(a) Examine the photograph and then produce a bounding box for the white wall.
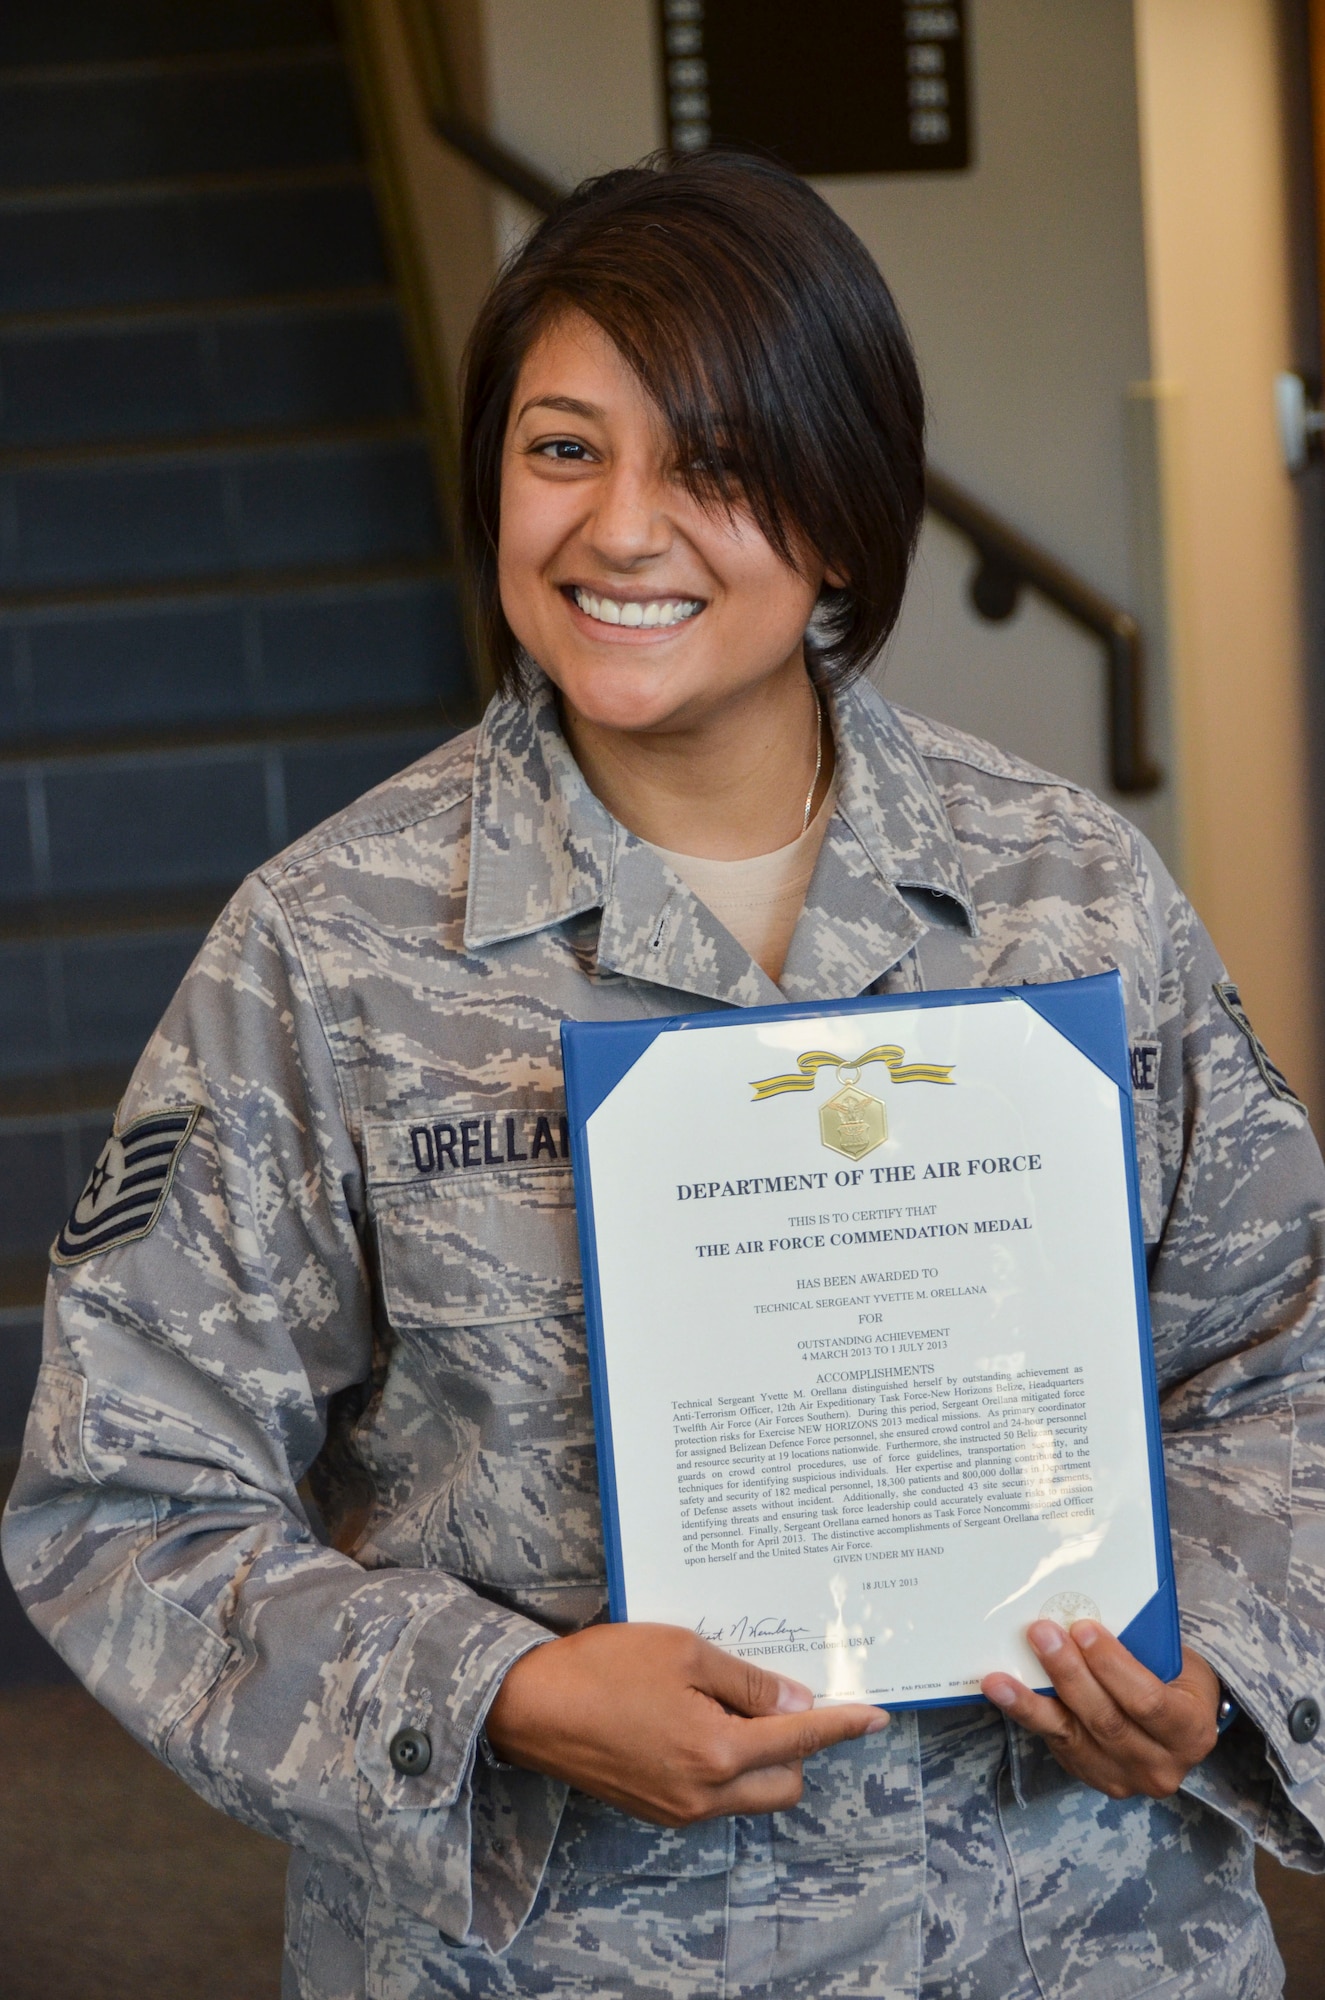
[482,0,661,176]
[829,0,1171,863]
[482,0,662,257]
[476,0,1317,1101]
[480,0,1172,852]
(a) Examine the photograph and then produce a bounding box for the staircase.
[0,0,475,1550]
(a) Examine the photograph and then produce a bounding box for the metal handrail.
[924,470,1161,794]
[395,0,1161,795]
[429,112,565,215]
[397,0,564,213]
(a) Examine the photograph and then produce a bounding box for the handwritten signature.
[694,1613,812,1646]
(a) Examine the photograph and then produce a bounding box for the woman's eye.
[534,438,594,462]
[685,450,740,480]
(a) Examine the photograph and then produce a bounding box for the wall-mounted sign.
[657,0,971,176]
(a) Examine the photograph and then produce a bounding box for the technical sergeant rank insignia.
[53,1106,200,1266]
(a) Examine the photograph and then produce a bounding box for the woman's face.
[498,310,825,735]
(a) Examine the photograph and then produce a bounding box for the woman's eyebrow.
[514,394,604,424]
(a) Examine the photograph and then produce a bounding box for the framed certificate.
[562,974,1180,1709]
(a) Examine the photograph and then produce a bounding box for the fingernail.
[1072,1621,1100,1648]
[985,1677,1017,1709]
[1029,1620,1063,1657]
[775,1676,815,1714]
[864,1709,890,1733]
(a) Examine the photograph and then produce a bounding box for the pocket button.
[389,1726,433,1775]
[1288,1697,1321,1745]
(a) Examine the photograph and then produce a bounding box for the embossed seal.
[1037,1590,1101,1630]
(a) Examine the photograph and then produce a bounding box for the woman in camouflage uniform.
[6,154,1324,1999]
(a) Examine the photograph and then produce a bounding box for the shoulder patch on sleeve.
[1212,982,1305,1111]
[52,1107,201,1267]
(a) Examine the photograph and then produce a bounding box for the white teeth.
[572,587,703,629]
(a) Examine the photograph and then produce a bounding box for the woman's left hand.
[982,1623,1222,1798]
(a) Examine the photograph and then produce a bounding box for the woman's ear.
[822,566,849,591]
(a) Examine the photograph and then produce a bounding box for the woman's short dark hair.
[460,150,925,697]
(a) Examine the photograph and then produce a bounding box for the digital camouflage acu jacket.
[5,677,1325,2000]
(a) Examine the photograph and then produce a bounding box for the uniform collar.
[464,672,976,1006]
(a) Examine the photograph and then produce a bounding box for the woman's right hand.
[483,1622,889,1825]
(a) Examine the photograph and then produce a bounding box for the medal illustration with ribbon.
[750,1044,955,1160]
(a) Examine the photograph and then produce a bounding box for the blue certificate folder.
[562,973,1181,1705]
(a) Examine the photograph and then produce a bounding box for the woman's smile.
[562,584,706,635]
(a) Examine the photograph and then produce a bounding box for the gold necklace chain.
[801,692,824,835]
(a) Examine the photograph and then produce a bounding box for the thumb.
[693,1637,815,1718]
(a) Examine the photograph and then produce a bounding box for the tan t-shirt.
[647,787,835,985]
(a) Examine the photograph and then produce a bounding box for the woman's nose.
[584,464,671,568]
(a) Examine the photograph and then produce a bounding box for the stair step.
[0,428,443,592]
[2,943,207,1092]
[0,174,384,314]
[1,749,272,900]
[0,281,394,334]
[0,0,336,68]
[0,293,415,447]
[0,0,462,1437]
[1,931,210,1084]
[0,159,370,211]
[0,886,234,943]
[0,48,357,191]
[0,700,459,766]
[1,1321,44,1496]
[1,569,471,743]
[1,47,344,85]
[0,414,427,471]
[0,720,452,904]
[0,1106,114,1268]
[1,1258,48,1318]
[0,552,452,613]
[0,1067,134,1121]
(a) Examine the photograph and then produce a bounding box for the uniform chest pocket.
[368,1157,600,1602]
[373,1163,584,1330]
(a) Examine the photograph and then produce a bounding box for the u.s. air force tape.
[52,1106,201,1267]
